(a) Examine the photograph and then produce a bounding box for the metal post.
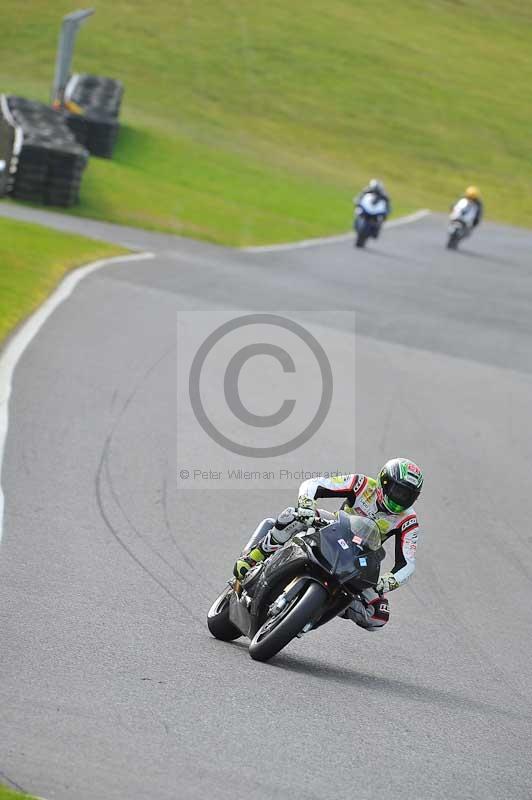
[52,9,94,105]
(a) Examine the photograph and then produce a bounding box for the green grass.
[0,216,125,343]
[1,0,532,244]
[0,784,40,800]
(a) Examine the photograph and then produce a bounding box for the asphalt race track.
[1,204,531,800]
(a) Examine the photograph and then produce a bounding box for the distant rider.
[452,185,483,227]
[355,178,391,217]
[234,457,423,632]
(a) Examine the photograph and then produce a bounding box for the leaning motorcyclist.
[452,185,483,227]
[354,178,392,220]
[234,457,423,632]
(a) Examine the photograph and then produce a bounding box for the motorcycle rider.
[353,179,391,240]
[234,457,423,632]
[355,178,391,215]
[451,185,483,227]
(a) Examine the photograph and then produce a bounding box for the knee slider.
[366,596,390,626]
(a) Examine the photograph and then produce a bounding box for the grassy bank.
[0,216,125,344]
[0,784,40,800]
[1,1,531,244]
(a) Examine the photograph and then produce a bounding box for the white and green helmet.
[377,458,423,514]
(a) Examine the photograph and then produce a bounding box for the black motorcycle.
[207,512,383,662]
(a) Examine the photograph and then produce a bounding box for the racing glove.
[296,496,318,526]
[376,572,399,594]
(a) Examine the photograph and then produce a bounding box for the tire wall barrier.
[1,95,88,207]
[64,73,124,158]
[0,95,17,197]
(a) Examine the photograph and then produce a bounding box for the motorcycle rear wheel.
[207,586,242,641]
[249,581,327,662]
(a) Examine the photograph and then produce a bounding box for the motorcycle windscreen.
[318,525,358,579]
[316,514,367,578]
[318,513,382,579]
[348,515,381,551]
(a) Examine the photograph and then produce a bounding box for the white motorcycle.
[447,198,478,250]
[354,193,388,248]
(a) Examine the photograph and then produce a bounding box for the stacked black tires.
[0,95,88,207]
[63,74,124,158]
[0,74,123,206]
[0,97,16,197]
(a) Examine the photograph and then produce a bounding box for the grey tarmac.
[0,202,531,800]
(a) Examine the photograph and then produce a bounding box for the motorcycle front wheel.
[355,230,368,248]
[447,233,459,250]
[207,585,242,641]
[447,226,462,250]
[249,580,327,662]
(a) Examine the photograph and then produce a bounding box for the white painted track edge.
[0,251,155,546]
[242,209,431,253]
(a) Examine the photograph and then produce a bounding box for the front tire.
[447,233,459,250]
[207,586,242,641]
[249,581,327,662]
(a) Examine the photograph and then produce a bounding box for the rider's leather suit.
[451,197,483,227]
[355,187,391,218]
[299,473,419,588]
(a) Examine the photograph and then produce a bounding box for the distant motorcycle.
[447,198,478,250]
[207,512,383,662]
[354,193,387,248]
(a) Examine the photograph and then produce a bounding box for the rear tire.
[249,581,327,662]
[207,586,242,641]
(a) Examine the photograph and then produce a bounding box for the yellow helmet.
[465,186,480,200]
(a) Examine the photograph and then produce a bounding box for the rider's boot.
[233,507,308,580]
[233,543,269,581]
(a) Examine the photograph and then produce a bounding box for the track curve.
[1,211,531,800]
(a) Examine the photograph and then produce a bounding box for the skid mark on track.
[161,469,215,589]
[95,433,201,623]
[94,345,203,623]
[102,449,198,594]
